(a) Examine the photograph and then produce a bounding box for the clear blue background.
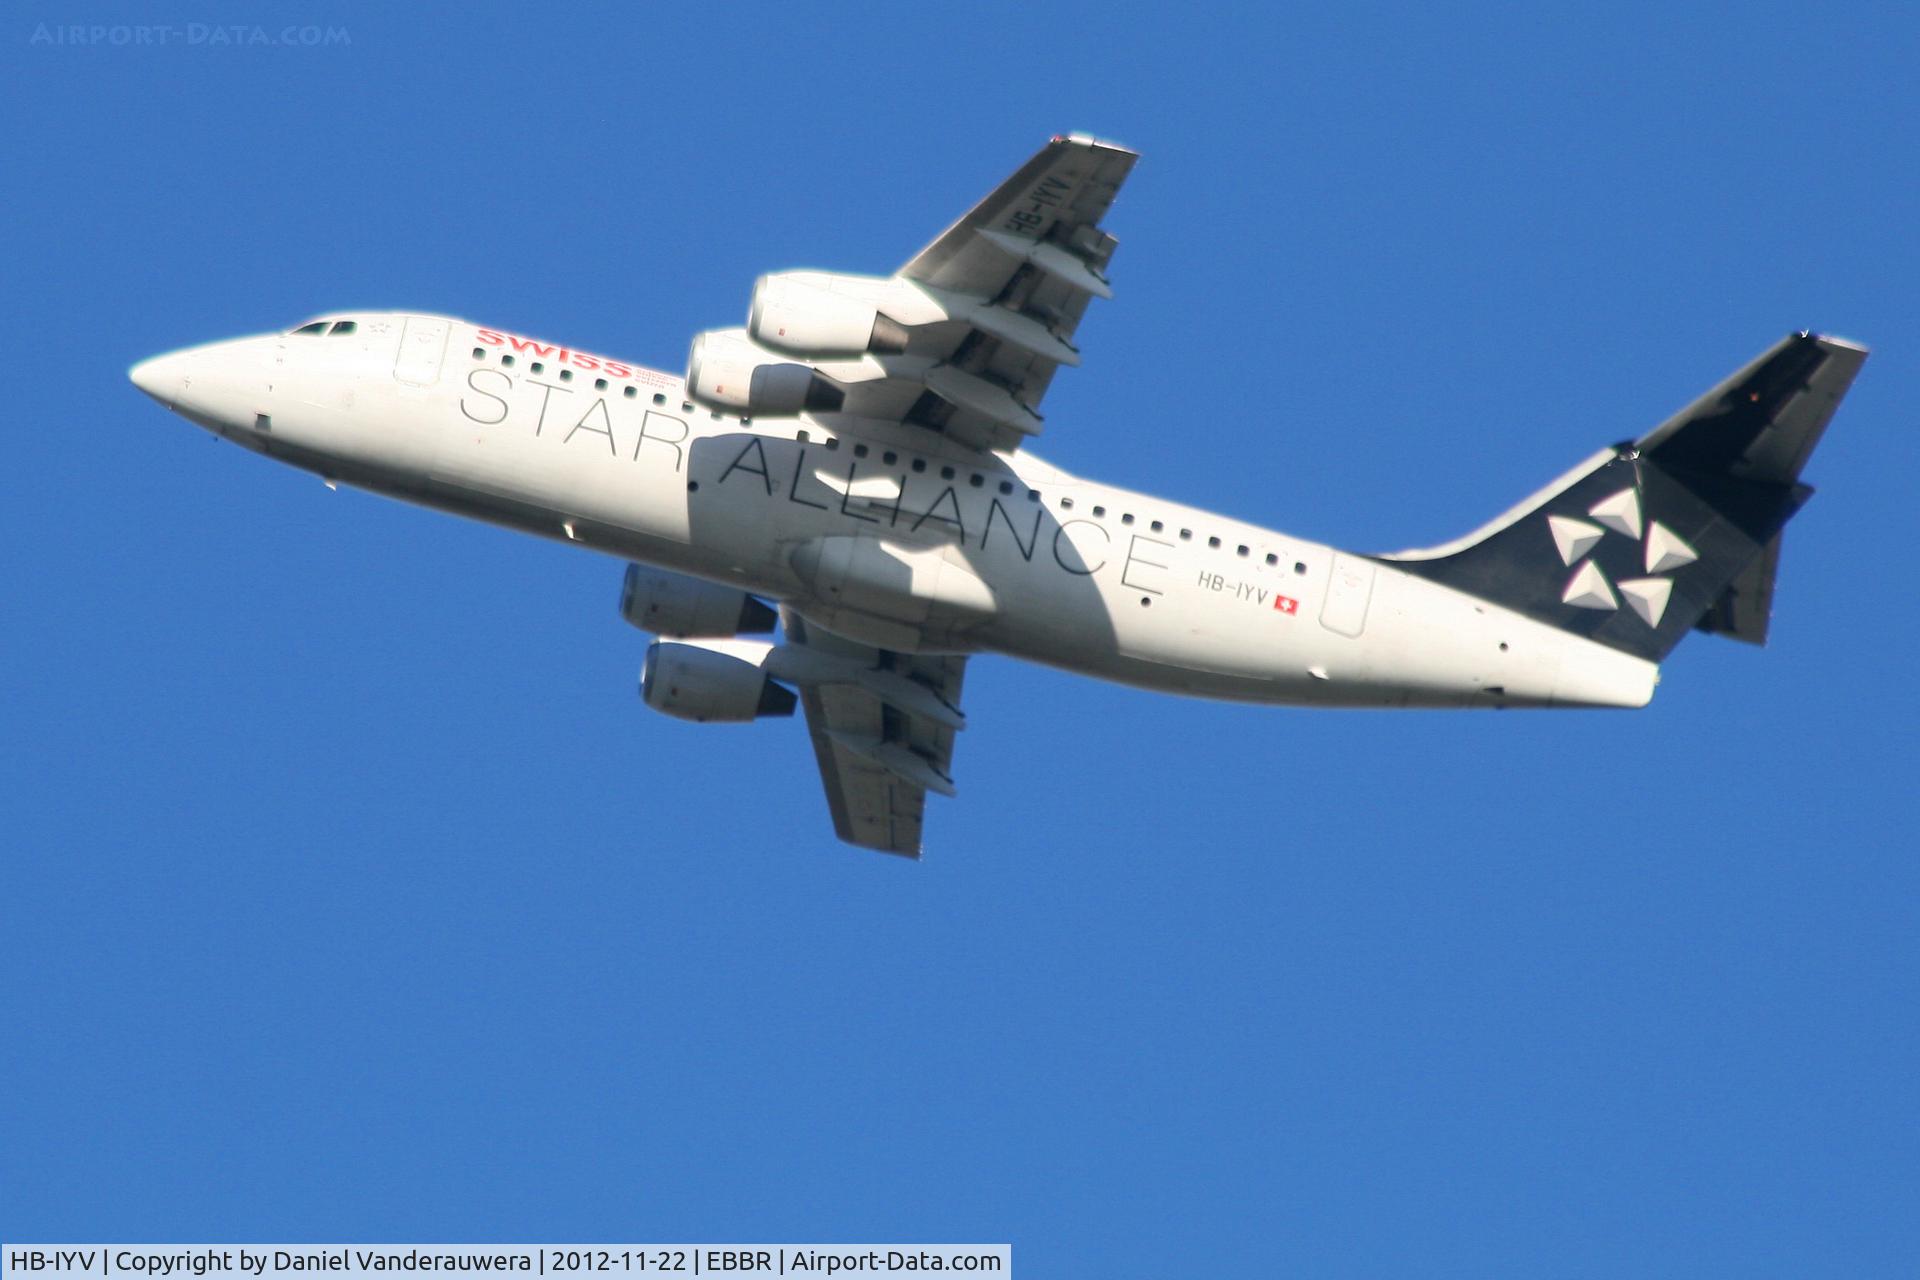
[3,3,1915,1273]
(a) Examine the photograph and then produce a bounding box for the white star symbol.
[1550,487,1696,627]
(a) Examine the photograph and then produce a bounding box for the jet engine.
[619,564,777,637]
[686,328,845,415]
[748,272,912,359]
[640,639,797,724]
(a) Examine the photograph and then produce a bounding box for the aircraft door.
[393,315,450,386]
[1320,553,1375,638]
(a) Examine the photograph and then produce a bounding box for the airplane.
[129,134,1867,858]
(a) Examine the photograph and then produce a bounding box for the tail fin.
[1386,332,1867,662]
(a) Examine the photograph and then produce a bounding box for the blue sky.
[3,2,1916,1273]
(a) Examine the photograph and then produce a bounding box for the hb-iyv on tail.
[1385,332,1867,663]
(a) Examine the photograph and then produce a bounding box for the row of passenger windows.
[291,320,357,336]
[807,432,1308,573]
[470,345,1306,576]
[476,345,718,410]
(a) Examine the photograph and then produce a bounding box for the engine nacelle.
[619,564,777,638]
[641,639,798,724]
[748,272,911,359]
[686,329,845,417]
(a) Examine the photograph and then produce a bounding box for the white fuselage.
[131,314,1658,710]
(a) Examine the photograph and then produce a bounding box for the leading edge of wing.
[901,132,1139,288]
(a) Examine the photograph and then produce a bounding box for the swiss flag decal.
[1274,595,1299,615]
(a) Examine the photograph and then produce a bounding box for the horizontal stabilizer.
[1694,531,1781,646]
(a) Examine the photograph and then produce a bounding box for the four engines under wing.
[668,136,1128,857]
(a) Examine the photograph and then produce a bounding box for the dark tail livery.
[1386,333,1867,663]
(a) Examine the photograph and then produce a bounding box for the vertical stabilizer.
[1384,333,1867,662]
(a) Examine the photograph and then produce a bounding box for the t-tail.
[1385,332,1867,664]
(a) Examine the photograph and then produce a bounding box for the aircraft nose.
[129,351,189,406]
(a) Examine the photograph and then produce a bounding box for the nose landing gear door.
[393,316,450,387]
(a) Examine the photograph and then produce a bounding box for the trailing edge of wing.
[782,609,968,858]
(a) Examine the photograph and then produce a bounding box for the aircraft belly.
[1338,570,1582,707]
[791,536,992,620]
[1101,538,1319,684]
[1017,555,1581,708]
[427,410,698,553]
[1115,591,1270,677]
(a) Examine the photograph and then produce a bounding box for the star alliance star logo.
[1546,487,1697,627]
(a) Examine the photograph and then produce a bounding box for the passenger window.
[623,386,637,399]
[940,466,956,480]
[1237,545,1249,557]
[969,474,985,488]
[530,362,544,374]
[502,355,515,367]
[471,347,485,359]
[595,378,608,391]
[653,393,666,405]
[1151,520,1164,533]
[1208,536,1221,549]
[559,369,573,382]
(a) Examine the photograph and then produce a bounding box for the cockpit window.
[291,321,328,335]
[329,320,358,336]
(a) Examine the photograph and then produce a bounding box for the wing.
[782,609,969,858]
[791,135,1138,454]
